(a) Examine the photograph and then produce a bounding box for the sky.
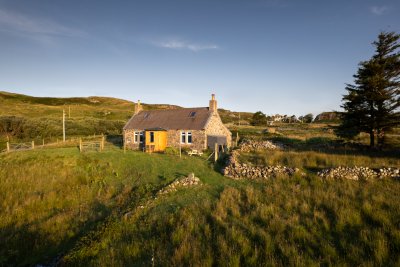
[0,0,399,116]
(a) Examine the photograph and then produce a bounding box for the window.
[189,111,196,117]
[181,131,193,144]
[134,131,144,143]
[181,132,186,144]
[134,132,139,143]
[150,132,155,143]
[139,132,144,143]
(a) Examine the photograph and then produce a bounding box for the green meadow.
[1,144,400,266]
[1,91,400,266]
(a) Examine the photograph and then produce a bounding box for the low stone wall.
[239,139,283,152]
[223,140,400,181]
[158,173,201,195]
[318,167,400,180]
[223,150,301,180]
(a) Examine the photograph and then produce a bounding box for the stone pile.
[223,150,300,180]
[377,168,400,179]
[318,167,400,180]
[124,173,202,220]
[239,139,283,152]
[158,173,201,195]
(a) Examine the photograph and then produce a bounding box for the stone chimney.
[209,94,217,113]
[134,100,143,115]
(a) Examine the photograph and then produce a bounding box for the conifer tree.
[336,32,400,147]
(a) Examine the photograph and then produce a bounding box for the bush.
[251,111,267,126]
[165,147,179,155]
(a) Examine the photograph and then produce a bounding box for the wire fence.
[0,134,110,154]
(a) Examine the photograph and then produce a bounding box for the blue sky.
[0,0,399,116]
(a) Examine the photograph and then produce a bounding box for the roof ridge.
[138,107,208,113]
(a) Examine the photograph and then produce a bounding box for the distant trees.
[251,111,267,126]
[299,113,313,123]
[336,31,400,148]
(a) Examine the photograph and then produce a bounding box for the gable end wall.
[204,113,232,147]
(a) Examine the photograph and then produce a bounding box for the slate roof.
[123,107,212,130]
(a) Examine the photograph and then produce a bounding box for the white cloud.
[370,6,388,16]
[0,8,86,42]
[155,39,219,52]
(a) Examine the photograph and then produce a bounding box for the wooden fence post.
[32,141,35,149]
[214,143,218,162]
[43,139,45,147]
[6,142,10,152]
[79,138,82,152]
[101,135,105,151]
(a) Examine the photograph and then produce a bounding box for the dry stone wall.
[124,173,201,220]
[223,150,302,180]
[318,167,400,180]
[223,139,399,181]
[158,173,201,195]
[239,139,283,152]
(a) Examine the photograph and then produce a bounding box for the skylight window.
[189,111,196,118]
[143,113,150,119]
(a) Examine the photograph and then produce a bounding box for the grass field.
[1,143,400,266]
[1,91,400,266]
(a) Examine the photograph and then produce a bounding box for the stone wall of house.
[124,129,142,150]
[167,130,206,151]
[124,129,206,151]
[205,113,232,147]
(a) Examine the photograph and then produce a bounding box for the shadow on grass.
[0,201,111,267]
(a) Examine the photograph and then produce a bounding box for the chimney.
[209,94,217,113]
[134,100,143,115]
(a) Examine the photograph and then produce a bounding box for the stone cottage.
[123,94,232,152]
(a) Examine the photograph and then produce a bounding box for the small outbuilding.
[123,94,232,152]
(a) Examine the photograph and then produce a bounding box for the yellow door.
[145,131,167,152]
[157,131,167,152]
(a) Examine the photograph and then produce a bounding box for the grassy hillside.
[0,91,182,120]
[0,91,252,145]
[1,145,399,266]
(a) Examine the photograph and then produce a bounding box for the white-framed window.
[181,132,186,144]
[134,131,144,143]
[180,131,192,144]
[134,132,139,143]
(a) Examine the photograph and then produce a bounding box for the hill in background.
[0,91,252,142]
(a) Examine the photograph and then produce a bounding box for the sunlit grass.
[63,177,400,266]
[239,150,400,170]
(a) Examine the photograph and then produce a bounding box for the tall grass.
[1,142,399,266]
[62,177,400,266]
[239,150,400,170]
[0,147,226,266]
